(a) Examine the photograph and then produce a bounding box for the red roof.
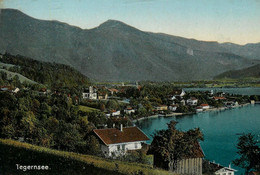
[201,104,209,106]
[108,88,119,93]
[190,97,197,100]
[94,127,149,145]
[214,97,226,100]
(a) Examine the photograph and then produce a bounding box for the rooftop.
[94,126,149,145]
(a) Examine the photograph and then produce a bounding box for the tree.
[85,135,101,155]
[106,99,119,110]
[233,133,260,174]
[148,121,204,171]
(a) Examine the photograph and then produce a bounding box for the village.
[1,81,258,175]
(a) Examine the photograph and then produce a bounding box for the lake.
[135,104,260,174]
[184,87,260,96]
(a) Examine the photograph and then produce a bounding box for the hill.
[0,139,173,175]
[0,53,89,86]
[214,64,260,79]
[0,68,37,84]
[0,9,259,81]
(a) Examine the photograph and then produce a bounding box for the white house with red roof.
[94,125,149,157]
[124,107,135,115]
[200,104,210,110]
[187,97,198,106]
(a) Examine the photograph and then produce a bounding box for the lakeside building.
[169,104,178,111]
[94,125,149,157]
[187,97,198,106]
[200,104,210,110]
[207,161,237,175]
[154,105,168,111]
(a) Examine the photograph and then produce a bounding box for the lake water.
[135,104,260,174]
[184,87,260,96]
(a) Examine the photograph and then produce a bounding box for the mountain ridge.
[0,8,259,81]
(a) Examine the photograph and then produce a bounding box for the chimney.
[120,124,123,132]
[229,164,231,169]
[113,123,115,128]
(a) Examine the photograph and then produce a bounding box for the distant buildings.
[82,86,97,100]
[93,125,149,157]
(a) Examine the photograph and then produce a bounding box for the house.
[207,161,237,175]
[154,105,168,111]
[168,104,177,111]
[213,96,226,101]
[124,107,135,115]
[187,97,198,106]
[180,99,186,106]
[224,101,239,108]
[196,106,203,112]
[168,89,186,100]
[105,110,121,117]
[200,104,210,110]
[98,92,108,100]
[108,88,119,95]
[150,141,204,175]
[38,88,48,95]
[94,126,149,157]
[82,86,97,100]
[0,86,20,93]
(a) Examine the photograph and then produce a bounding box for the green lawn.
[78,105,100,112]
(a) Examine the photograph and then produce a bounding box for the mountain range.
[0,9,259,81]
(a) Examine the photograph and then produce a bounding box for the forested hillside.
[0,53,89,87]
[214,64,260,79]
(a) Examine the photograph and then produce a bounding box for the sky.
[1,0,260,45]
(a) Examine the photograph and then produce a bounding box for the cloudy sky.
[1,0,260,45]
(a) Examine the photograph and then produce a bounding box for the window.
[135,143,138,149]
[117,145,120,151]
[122,144,125,151]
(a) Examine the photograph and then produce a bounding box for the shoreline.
[133,103,252,122]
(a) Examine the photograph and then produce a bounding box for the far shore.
[133,103,252,122]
